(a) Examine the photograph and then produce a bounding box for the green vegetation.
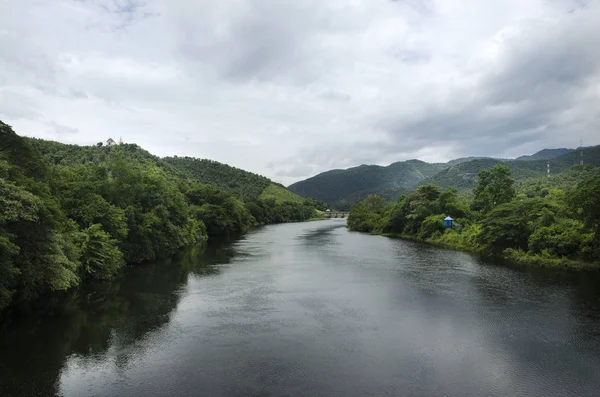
[422,147,600,190]
[517,148,573,161]
[290,146,600,208]
[259,183,307,204]
[163,156,271,202]
[163,156,328,224]
[288,160,447,209]
[348,164,600,270]
[0,121,321,312]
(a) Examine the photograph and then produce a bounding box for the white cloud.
[1,0,599,185]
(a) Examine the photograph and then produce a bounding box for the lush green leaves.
[1,121,321,312]
[471,165,516,214]
[348,164,600,268]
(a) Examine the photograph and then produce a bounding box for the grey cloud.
[376,8,600,160]
[273,165,316,178]
[319,90,352,102]
[49,122,79,135]
[483,21,600,104]
[2,0,600,185]
[172,1,328,84]
[0,90,42,120]
[393,49,430,64]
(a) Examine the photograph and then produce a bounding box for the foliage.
[527,219,588,259]
[289,160,447,208]
[569,173,600,259]
[1,121,321,312]
[164,157,324,224]
[516,148,573,161]
[163,156,271,202]
[78,224,124,279]
[1,123,81,310]
[259,183,307,204]
[346,195,387,233]
[471,165,516,214]
[348,164,600,269]
[477,199,559,254]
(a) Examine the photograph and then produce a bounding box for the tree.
[471,165,516,214]
[347,195,387,233]
[79,224,123,280]
[570,173,600,258]
[478,198,558,254]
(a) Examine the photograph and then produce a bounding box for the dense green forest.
[288,160,449,209]
[0,121,324,312]
[163,156,328,224]
[516,148,573,161]
[422,146,600,190]
[347,164,600,269]
[290,146,600,208]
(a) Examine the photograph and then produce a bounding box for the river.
[1,221,600,396]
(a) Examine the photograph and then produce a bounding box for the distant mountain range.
[516,148,573,161]
[288,146,600,208]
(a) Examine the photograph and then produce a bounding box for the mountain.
[162,156,321,208]
[163,156,272,202]
[289,146,600,206]
[426,146,600,190]
[2,121,325,311]
[517,148,573,161]
[288,159,447,209]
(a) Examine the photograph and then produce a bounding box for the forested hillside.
[422,146,600,190]
[163,156,328,223]
[348,164,600,269]
[517,148,573,161]
[290,146,600,207]
[288,160,447,209]
[163,156,271,202]
[0,122,322,313]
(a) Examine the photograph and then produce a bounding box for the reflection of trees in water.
[296,223,345,247]
[391,240,600,395]
[0,242,230,396]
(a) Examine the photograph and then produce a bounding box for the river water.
[1,221,600,397]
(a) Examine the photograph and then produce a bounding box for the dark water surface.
[1,221,600,397]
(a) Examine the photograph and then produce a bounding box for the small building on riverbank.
[444,216,454,228]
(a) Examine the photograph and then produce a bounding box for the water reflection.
[0,242,227,397]
[1,223,600,397]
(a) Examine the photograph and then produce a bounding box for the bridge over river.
[322,211,349,218]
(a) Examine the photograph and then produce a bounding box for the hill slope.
[163,156,315,208]
[1,122,324,312]
[289,146,600,206]
[424,146,600,190]
[288,160,447,208]
[163,156,272,202]
[517,148,573,161]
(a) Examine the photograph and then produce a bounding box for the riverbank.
[346,170,600,272]
[377,230,600,271]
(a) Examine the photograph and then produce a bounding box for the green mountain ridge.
[288,160,448,209]
[289,146,600,207]
[517,148,573,161]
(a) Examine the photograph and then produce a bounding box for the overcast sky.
[1,0,599,185]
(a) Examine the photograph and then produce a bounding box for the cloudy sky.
[1,0,599,185]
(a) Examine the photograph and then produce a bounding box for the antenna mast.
[580,139,583,166]
[547,161,550,178]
